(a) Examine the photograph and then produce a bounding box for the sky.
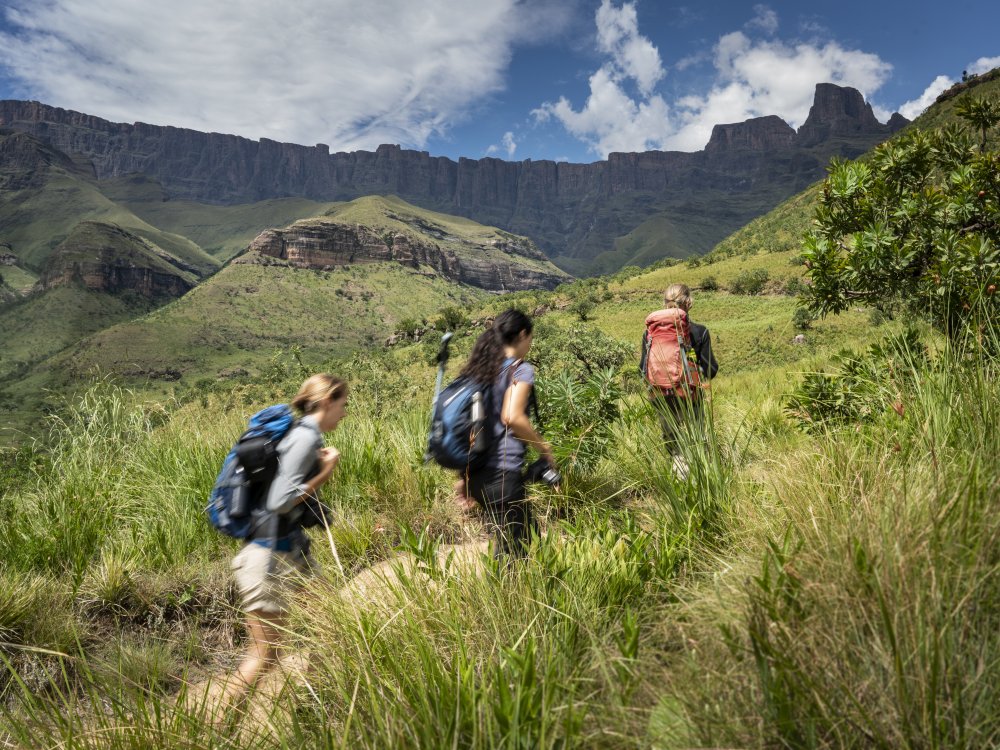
[0,0,997,164]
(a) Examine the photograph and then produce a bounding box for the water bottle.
[470,391,483,423]
[470,391,486,452]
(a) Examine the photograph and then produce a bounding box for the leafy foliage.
[785,329,928,432]
[537,368,623,472]
[529,322,633,381]
[729,268,770,295]
[803,105,1000,338]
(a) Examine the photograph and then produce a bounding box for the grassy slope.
[2,74,998,750]
[0,263,37,293]
[0,169,220,277]
[101,175,334,261]
[324,195,565,274]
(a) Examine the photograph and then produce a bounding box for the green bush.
[700,275,719,291]
[433,306,468,332]
[803,103,1000,340]
[785,329,927,432]
[792,307,813,330]
[729,268,770,295]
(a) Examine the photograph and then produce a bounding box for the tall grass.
[656,338,1000,748]
[2,329,998,747]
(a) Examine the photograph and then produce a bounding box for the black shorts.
[467,469,536,559]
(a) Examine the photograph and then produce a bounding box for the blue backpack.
[427,360,517,471]
[206,405,296,539]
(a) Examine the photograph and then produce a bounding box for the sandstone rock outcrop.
[38,222,194,298]
[241,220,566,292]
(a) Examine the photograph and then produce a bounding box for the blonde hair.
[663,283,692,310]
[292,373,347,414]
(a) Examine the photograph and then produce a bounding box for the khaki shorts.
[231,543,315,615]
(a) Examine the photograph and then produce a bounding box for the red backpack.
[642,308,702,398]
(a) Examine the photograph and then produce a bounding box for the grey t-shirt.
[487,358,535,472]
[266,414,323,516]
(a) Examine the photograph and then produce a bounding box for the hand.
[319,446,340,475]
[540,443,556,467]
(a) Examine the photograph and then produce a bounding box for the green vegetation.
[0,141,219,276]
[101,175,336,261]
[2,67,999,749]
[1,282,996,746]
[803,94,999,339]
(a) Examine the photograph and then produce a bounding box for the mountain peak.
[797,83,907,146]
[705,115,796,152]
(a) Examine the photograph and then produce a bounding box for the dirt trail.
[180,539,491,738]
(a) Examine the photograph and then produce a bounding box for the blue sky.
[0,1,997,163]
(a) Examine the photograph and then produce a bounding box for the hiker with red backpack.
[640,283,718,476]
[208,373,347,710]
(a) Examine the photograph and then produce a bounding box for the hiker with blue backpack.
[640,283,718,477]
[428,309,556,561]
[209,373,347,706]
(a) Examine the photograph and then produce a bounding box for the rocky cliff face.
[38,222,194,298]
[0,85,908,271]
[796,83,906,146]
[241,221,566,292]
[0,128,84,189]
[705,116,797,152]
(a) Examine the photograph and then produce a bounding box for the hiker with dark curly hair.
[461,309,552,559]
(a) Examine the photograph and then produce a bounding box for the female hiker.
[640,283,718,476]
[462,308,553,560]
[223,373,347,704]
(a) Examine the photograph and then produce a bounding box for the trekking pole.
[425,332,453,462]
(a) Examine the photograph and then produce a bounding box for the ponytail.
[461,308,533,383]
[291,373,347,414]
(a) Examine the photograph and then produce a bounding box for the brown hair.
[663,283,692,310]
[291,373,347,414]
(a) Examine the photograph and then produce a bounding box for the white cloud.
[533,1,672,155]
[0,0,574,151]
[502,131,517,158]
[898,75,955,120]
[746,4,778,35]
[487,131,518,158]
[536,4,893,155]
[594,0,664,96]
[968,56,1000,75]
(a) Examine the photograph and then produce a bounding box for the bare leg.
[224,611,285,703]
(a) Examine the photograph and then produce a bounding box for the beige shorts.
[231,543,315,615]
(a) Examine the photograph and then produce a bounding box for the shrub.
[792,307,813,330]
[433,306,468,332]
[396,318,421,337]
[783,276,806,296]
[569,295,597,321]
[729,268,770,295]
[536,368,623,473]
[803,107,1000,340]
[785,329,927,432]
[700,275,719,292]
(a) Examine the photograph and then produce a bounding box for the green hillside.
[0,221,201,383]
[100,175,334,261]
[0,145,220,277]
[4,75,999,748]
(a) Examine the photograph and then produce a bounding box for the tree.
[955,94,1000,152]
[802,112,1000,340]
